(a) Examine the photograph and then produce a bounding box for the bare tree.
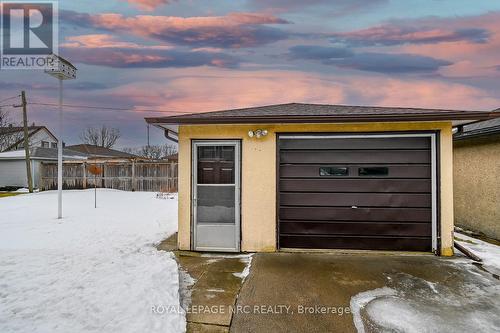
[123,144,177,159]
[80,125,121,148]
[163,144,177,157]
[140,145,163,159]
[0,108,22,152]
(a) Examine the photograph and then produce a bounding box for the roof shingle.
[145,103,500,125]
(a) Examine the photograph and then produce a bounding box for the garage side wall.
[453,136,500,240]
[177,122,454,255]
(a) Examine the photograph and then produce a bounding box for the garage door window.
[358,167,389,176]
[319,167,348,177]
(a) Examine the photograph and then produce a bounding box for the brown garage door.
[278,135,433,251]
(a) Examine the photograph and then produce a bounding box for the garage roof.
[0,148,88,161]
[454,118,500,140]
[145,103,500,127]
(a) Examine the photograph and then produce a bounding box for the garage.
[278,134,436,252]
[148,102,500,255]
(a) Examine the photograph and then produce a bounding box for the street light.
[45,54,77,219]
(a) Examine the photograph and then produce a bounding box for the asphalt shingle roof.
[454,117,500,140]
[65,144,138,158]
[145,103,499,125]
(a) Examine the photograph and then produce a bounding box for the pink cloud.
[62,11,290,48]
[103,68,500,113]
[62,34,172,49]
[125,0,173,11]
[396,13,500,78]
[329,12,500,79]
[331,25,488,46]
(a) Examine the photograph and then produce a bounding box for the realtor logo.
[0,0,58,69]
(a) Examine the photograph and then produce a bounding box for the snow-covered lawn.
[0,189,185,333]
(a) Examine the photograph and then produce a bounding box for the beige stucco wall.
[453,135,500,240]
[178,121,454,255]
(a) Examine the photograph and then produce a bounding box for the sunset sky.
[1,0,500,148]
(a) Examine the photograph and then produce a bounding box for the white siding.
[31,129,58,148]
[0,160,28,187]
[0,160,42,188]
[15,129,58,149]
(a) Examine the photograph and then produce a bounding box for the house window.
[319,167,349,176]
[41,141,49,148]
[51,142,57,148]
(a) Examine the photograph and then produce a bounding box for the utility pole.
[21,91,33,193]
[147,124,150,147]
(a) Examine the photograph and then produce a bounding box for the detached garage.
[146,103,500,256]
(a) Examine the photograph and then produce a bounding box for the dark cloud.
[249,0,387,14]
[331,26,490,46]
[288,45,451,73]
[61,47,240,69]
[333,52,452,73]
[60,10,290,48]
[289,45,354,60]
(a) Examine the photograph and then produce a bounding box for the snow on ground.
[350,269,500,333]
[0,189,185,333]
[455,232,500,276]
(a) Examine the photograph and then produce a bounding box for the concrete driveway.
[230,252,500,333]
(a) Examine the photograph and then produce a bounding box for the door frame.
[191,140,241,252]
[276,132,439,254]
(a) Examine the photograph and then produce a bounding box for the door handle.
[351,205,358,209]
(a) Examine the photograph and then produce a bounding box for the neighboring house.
[65,144,138,160]
[453,118,500,240]
[0,125,58,152]
[0,147,87,188]
[146,103,500,256]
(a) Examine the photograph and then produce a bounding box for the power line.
[0,104,18,108]
[0,95,20,104]
[27,102,190,115]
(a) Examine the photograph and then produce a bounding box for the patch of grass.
[0,192,23,198]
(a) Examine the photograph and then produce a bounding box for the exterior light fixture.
[248,129,268,139]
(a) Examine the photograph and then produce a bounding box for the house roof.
[165,153,178,161]
[0,125,58,151]
[454,117,500,140]
[0,147,87,160]
[0,126,39,135]
[65,144,138,158]
[145,103,500,127]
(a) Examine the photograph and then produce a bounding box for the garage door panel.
[280,221,432,237]
[279,235,431,251]
[279,137,430,150]
[280,165,431,178]
[280,207,431,222]
[280,150,430,164]
[278,135,433,252]
[280,179,431,193]
[280,193,431,208]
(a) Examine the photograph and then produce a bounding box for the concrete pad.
[187,322,229,333]
[174,252,250,331]
[157,232,178,252]
[230,252,499,333]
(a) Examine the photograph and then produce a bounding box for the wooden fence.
[40,161,178,192]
